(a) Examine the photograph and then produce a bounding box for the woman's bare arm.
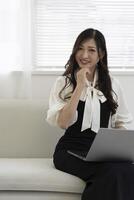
[57,68,91,129]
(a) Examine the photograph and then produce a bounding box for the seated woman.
[47,28,133,200]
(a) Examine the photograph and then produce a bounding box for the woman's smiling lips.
[79,59,91,65]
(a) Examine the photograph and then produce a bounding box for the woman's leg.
[82,162,134,200]
[53,150,99,181]
[54,150,134,200]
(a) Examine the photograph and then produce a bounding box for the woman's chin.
[80,65,93,69]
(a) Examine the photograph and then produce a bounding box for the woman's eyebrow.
[80,44,96,49]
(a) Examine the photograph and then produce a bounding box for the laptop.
[67,128,134,162]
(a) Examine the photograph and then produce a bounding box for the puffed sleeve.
[111,78,133,129]
[46,76,78,128]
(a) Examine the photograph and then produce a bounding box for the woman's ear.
[99,49,105,59]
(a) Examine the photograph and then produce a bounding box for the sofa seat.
[0,158,85,193]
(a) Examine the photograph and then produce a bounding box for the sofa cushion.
[0,158,85,194]
[0,100,63,158]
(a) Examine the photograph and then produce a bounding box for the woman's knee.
[102,162,134,181]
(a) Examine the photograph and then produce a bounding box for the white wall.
[32,73,134,128]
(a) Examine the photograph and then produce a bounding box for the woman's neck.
[86,69,96,82]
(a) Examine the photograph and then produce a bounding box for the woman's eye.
[89,49,97,53]
[89,49,95,52]
[78,47,83,50]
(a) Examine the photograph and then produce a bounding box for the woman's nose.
[81,50,89,59]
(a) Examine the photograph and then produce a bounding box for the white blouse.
[46,73,133,132]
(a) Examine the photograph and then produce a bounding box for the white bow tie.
[81,86,107,133]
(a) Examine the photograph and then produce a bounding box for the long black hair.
[59,28,118,115]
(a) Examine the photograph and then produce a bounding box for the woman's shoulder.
[53,75,66,87]
[55,75,66,82]
[53,75,72,92]
[55,75,71,85]
[110,74,122,91]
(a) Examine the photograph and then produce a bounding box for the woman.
[46,28,133,200]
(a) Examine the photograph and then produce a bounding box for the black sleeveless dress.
[53,100,134,200]
[54,100,111,153]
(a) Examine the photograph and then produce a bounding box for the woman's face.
[75,38,100,72]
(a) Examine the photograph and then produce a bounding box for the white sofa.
[0,100,85,200]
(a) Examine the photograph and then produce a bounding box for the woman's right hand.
[76,68,91,88]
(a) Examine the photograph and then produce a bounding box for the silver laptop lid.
[85,128,134,162]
